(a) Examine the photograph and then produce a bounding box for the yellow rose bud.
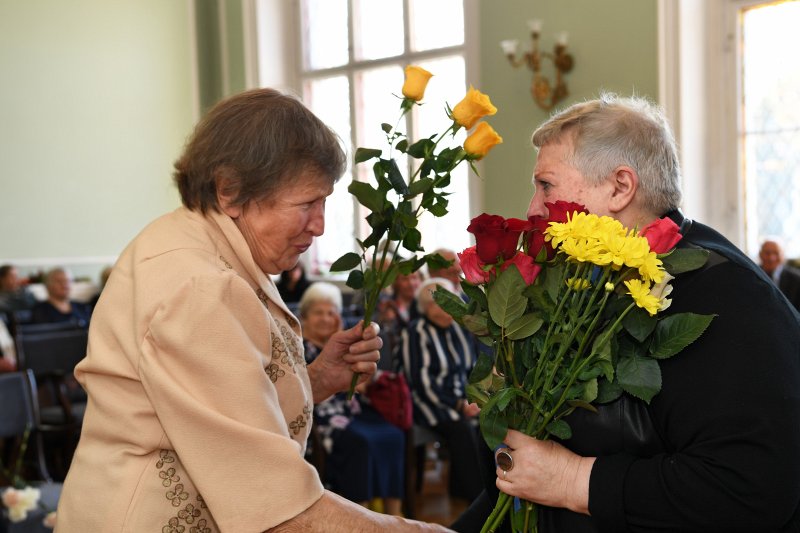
[402,65,433,102]
[451,85,497,129]
[464,122,503,159]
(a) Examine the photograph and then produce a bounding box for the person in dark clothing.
[31,267,91,327]
[276,262,311,304]
[453,94,800,532]
[759,238,800,311]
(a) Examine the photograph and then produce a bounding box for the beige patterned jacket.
[55,207,323,532]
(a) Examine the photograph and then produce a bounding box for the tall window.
[740,0,800,256]
[297,0,473,274]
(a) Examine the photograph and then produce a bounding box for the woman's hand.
[307,320,382,403]
[495,429,595,515]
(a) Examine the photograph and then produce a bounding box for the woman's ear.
[214,167,241,218]
[607,166,638,214]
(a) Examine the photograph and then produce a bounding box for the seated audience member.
[31,267,92,327]
[428,248,464,296]
[0,264,37,314]
[0,319,16,373]
[396,277,483,504]
[300,282,406,515]
[759,238,800,311]
[377,270,422,359]
[277,262,311,303]
[89,265,113,309]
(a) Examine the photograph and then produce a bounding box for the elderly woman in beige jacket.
[55,89,452,533]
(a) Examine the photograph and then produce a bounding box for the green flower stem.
[481,492,513,533]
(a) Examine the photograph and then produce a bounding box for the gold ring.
[496,449,514,472]
[502,469,508,480]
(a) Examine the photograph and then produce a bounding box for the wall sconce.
[500,19,574,111]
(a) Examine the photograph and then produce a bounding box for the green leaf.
[424,252,452,271]
[488,265,527,328]
[596,378,623,403]
[433,286,469,320]
[469,352,495,384]
[506,313,544,340]
[462,283,488,310]
[660,248,710,275]
[395,139,408,153]
[623,307,657,342]
[329,252,361,272]
[348,180,384,212]
[463,314,490,336]
[379,263,400,290]
[386,159,409,195]
[354,147,382,164]
[617,356,662,403]
[568,397,599,412]
[543,262,565,304]
[465,383,490,407]
[345,269,364,290]
[650,313,716,359]
[407,177,434,197]
[407,137,435,159]
[546,419,572,440]
[381,123,393,133]
[479,389,520,449]
[428,199,449,217]
[402,227,424,252]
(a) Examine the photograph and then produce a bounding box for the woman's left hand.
[495,429,595,515]
[307,320,382,402]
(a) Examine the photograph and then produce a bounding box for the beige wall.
[479,0,659,218]
[0,0,659,278]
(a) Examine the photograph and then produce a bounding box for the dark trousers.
[430,418,484,502]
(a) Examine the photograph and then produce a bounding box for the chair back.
[16,328,88,377]
[0,370,36,439]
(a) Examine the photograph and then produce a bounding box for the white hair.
[416,277,456,315]
[298,282,342,317]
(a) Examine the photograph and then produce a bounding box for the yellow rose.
[451,86,497,129]
[464,121,503,159]
[402,65,433,101]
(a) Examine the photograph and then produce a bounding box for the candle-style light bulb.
[500,39,519,56]
[527,19,543,34]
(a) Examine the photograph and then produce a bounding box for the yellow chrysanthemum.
[624,278,662,316]
[637,252,665,284]
[560,237,605,264]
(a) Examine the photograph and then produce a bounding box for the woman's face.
[303,301,342,344]
[222,172,334,275]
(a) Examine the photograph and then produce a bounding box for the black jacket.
[454,212,800,532]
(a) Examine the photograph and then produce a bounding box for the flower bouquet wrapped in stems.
[329,65,503,398]
[433,202,716,532]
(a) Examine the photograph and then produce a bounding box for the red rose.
[500,252,542,285]
[467,214,531,264]
[458,246,492,284]
[546,201,588,223]
[527,202,588,261]
[640,217,682,253]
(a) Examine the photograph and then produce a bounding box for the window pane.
[303,0,349,70]
[354,65,408,236]
[409,0,464,52]
[304,76,357,272]
[742,2,800,257]
[413,56,472,254]
[353,0,404,61]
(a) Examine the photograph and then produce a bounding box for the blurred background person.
[300,281,406,516]
[90,265,114,309]
[277,261,311,304]
[0,264,37,314]
[31,267,92,327]
[396,277,483,506]
[759,238,800,311]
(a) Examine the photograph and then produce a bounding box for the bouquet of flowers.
[329,65,503,398]
[433,202,716,532]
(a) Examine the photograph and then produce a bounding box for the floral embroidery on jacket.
[280,323,305,368]
[157,450,217,532]
[265,362,286,383]
[219,255,233,269]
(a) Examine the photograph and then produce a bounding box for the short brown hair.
[174,88,347,213]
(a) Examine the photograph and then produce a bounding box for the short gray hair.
[416,277,456,315]
[298,282,343,318]
[531,93,682,215]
